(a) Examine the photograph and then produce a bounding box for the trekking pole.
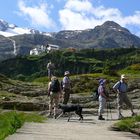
[108,101,112,120]
[106,102,109,120]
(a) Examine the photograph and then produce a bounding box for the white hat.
[64,71,70,75]
[51,76,57,81]
[121,74,127,79]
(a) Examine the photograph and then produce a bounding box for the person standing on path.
[98,79,108,120]
[62,71,72,104]
[48,76,62,118]
[47,60,55,81]
[113,74,136,119]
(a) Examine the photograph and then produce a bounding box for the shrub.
[15,74,26,81]
[114,115,140,132]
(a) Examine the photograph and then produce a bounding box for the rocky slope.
[0,74,140,111]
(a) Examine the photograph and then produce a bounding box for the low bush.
[113,115,140,132]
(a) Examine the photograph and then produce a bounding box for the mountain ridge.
[0,19,140,61]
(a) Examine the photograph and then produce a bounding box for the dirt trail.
[6,109,140,140]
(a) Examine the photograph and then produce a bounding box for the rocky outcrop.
[0,74,140,111]
[0,101,49,111]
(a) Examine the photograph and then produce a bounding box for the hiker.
[47,61,55,81]
[62,71,72,104]
[98,79,108,120]
[113,74,136,119]
[48,76,62,118]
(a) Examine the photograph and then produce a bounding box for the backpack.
[50,79,60,92]
[112,81,122,91]
[92,89,99,101]
[60,80,63,90]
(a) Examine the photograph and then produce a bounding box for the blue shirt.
[113,80,128,93]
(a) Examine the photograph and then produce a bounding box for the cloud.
[59,0,140,32]
[65,0,93,12]
[17,0,56,30]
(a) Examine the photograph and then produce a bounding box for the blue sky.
[0,0,140,36]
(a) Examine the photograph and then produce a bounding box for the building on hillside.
[46,44,60,53]
[30,48,39,55]
[30,45,47,55]
[30,44,60,55]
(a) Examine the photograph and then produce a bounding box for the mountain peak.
[0,19,9,31]
[100,20,130,33]
[102,21,121,28]
[0,18,54,37]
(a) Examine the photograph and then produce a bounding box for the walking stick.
[106,102,109,120]
[108,101,112,120]
[106,101,112,120]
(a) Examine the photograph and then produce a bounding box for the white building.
[47,44,60,53]
[30,48,39,55]
[30,44,60,55]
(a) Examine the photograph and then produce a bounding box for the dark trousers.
[63,88,71,104]
[48,69,54,80]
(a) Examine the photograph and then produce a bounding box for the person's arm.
[48,82,51,96]
[113,81,120,94]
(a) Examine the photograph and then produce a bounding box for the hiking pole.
[108,101,112,120]
[106,102,109,120]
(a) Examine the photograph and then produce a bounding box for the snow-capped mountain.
[0,19,53,37]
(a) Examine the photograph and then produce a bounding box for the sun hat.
[64,71,70,76]
[121,74,127,80]
[51,76,57,81]
[99,79,106,85]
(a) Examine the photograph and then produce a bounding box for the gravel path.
[6,109,140,140]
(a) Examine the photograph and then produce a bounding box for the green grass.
[119,64,140,79]
[114,115,140,132]
[0,91,17,99]
[33,76,49,84]
[0,111,46,140]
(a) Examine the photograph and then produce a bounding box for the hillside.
[0,72,140,111]
[0,21,140,60]
[0,48,139,81]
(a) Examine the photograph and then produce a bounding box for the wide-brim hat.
[51,76,57,81]
[121,74,127,79]
[64,71,70,75]
[99,79,106,85]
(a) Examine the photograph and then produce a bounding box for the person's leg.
[117,94,123,119]
[48,94,53,116]
[53,94,59,118]
[63,89,70,104]
[48,69,51,81]
[123,93,135,116]
[98,97,106,120]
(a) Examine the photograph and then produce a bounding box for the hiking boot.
[131,112,137,117]
[118,113,124,120]
[98,115,105,120]
[54,114,59,119]
[46,113,52,118]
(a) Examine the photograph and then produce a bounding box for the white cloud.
[65,0,93,12]
[17,0,56,30]
[59,0,140,33]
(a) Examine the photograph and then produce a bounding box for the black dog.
[57,104,83,122]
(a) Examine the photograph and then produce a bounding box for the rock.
[0,101,49,111]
